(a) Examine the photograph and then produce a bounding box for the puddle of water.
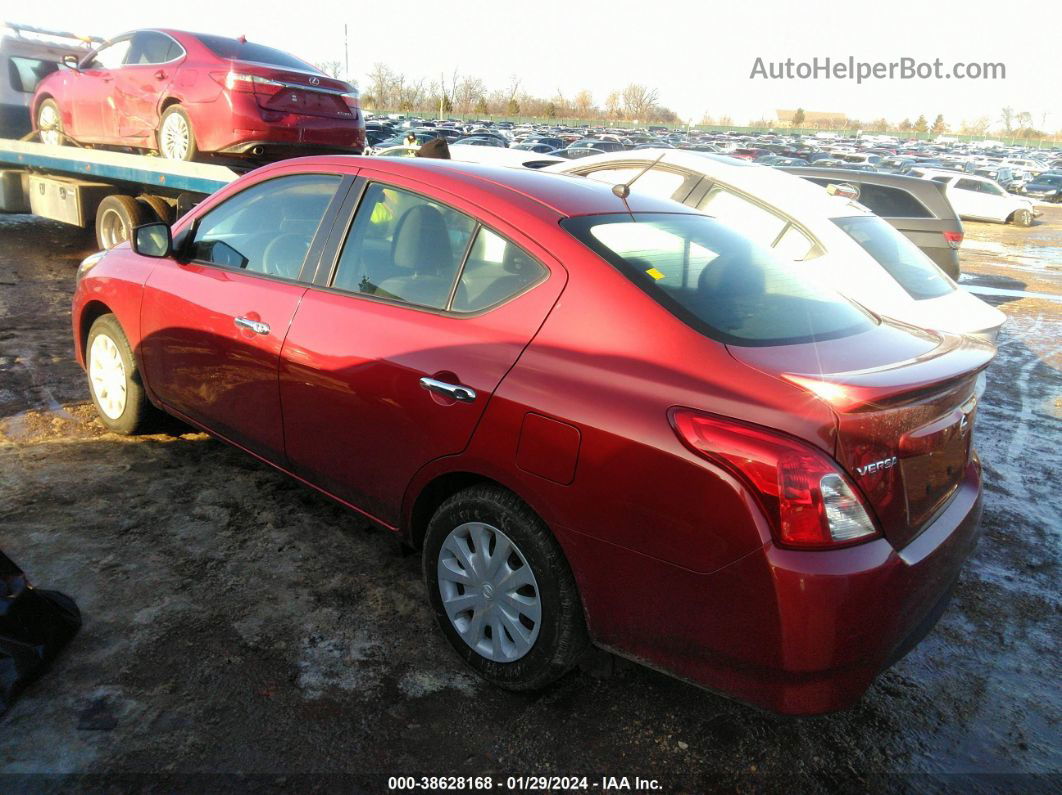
[962,285,1062,302]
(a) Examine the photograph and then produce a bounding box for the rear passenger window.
[332,184,475,309]
[189,174,341,279]
[452,228,547,312]
[852,184,931,218]
[582,167,689,201]
[955,179,981,192]
[696,188,787,249]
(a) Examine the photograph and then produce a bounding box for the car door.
[115,31,182,143]
[951,178,991,219]
[140,170,349,463]
[279,175,566,524]
[976,179,1012,221]
[71,37,131,142]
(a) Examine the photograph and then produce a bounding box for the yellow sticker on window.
[646,267,665,280]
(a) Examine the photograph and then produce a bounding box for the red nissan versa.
[32,30,365,160]
[71,158,993,715]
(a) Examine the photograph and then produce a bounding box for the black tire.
[138,194,175,225]
[85,314,153,435]
[95,195,147,250]
[1012,208,1034,227]
[157,105,198,162]
[35,98,65,146]
[423,485,589,690]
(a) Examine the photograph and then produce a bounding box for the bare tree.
[314,60,344,79]
[574,89,594,118]
[1000,106,1015,133]
[621,84,659,121]
[604,90,622,120]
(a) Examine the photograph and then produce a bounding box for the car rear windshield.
[833,215,955,300]
[194,34,315,72]
[562,213,875,347]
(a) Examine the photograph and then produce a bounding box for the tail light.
[670,408,880,549]
[211,71,283,96]
[341,90,361,121]
[943,230,963,249]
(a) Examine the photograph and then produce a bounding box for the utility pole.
[344,24,349,81]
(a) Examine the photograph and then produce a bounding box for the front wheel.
[36,99,64,146]
[1012,208,1034,227]
[85,314,154,435]
[157,105,198,161]
[423,485,588,690]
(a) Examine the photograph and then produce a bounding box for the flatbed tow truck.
[0,137,242,249]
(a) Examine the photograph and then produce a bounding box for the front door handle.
[234,316,270,335]
[420,377,476,403]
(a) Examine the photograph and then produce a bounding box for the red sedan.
[33,29,365,160]
[71,158,992,714]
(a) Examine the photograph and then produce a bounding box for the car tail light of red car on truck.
[670,408,880,549]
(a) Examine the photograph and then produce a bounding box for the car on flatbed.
[31,29,365,161]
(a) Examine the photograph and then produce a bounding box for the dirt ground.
[0,205,1059,792]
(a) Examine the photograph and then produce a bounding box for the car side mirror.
[132,222,172,258]
[62,54,80,70]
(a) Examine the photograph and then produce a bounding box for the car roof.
[252,156,690,218]
[547,148,868,220]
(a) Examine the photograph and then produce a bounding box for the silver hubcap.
[160,112,190,160]
[98,208,129,249]
[38,104,61,145]
[437,522,541,662]
[89,333,127,420]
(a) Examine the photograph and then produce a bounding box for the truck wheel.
[138,195,175,225]
[157,106,198,162]
[95,195,147,250]
[1012,209,1034,227]
[36,99,64,146]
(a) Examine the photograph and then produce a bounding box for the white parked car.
[914,170,1040,226]
[546,150,1006,341]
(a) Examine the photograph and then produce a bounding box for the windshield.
[833,215,955,300]
[563,213,875,346]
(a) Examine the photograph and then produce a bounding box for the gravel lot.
[0,205,1059,791]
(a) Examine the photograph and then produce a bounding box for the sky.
[13,0,1062,130]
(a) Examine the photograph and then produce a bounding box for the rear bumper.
[557,457,983,715]
[189,93,365,155]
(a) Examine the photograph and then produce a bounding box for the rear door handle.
[155,70,168,80]
[419,377,476,403]
[234,316,270,335]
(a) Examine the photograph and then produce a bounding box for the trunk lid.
[728,320,995,548]
[228,62,355,120]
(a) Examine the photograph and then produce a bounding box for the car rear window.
[563,213,875,347]
[194,34,315,72]
[833,216,954,300]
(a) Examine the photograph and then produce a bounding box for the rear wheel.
[85,314,153,435]
[158,106,198,161]
[95,195,147,250]
[1012,208,1034,227]
[36,99,64,146]
[423,485,589,690]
